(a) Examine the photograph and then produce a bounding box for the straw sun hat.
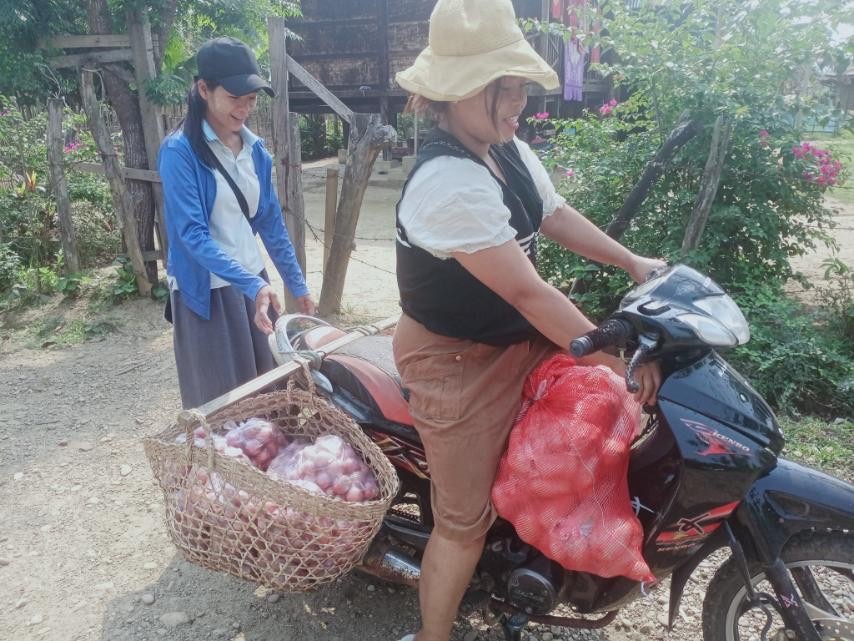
[396,0,559,102]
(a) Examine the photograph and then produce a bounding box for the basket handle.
[177,409,216,470]
[286,358,318,409]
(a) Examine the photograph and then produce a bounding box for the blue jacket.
[158,130,309,320]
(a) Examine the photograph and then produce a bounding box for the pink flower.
[533,111,550,120]
[609,98,618,107]
[565,168,575,177]
[599,104,613,116]
[759,130,769,138]
[792,146,806,159]
[63,141,82,153]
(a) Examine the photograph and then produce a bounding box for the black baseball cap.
[196,36,275,97]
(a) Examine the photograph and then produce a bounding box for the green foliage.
[146,0,303,106]
[106,255,142,303]
[56,272,84,298]
[534,0,852,416]
[728,284,853,418]
[0,243,22,292]
[0,97,117,307]
[299,114,343,161]
[0,1,86,104]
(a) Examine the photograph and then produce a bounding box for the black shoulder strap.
[207,151,251,224]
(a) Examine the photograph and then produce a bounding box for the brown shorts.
[392,314,557,543]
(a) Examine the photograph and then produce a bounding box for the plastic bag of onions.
[267,434,380,502]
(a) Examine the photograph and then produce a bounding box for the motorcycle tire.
[701,530,854,641]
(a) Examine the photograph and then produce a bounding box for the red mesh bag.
[491,354,654,583]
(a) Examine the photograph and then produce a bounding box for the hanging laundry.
[564,37,587,102]
[551,0,564,20]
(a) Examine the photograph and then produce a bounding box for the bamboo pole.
[46,98,81,274]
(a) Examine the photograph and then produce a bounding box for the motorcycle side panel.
[657,351,784,453]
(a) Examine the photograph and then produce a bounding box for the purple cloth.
[564,38,586,102]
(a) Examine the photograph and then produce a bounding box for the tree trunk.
[87,0,158,283]
[81,71,151,297]
[681,115,732,254]
[318,114,396,316]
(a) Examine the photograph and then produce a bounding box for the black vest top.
[395,128,544,346]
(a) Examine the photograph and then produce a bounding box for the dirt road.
[0,172,850,641]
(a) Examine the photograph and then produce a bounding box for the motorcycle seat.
[319,335,416,429]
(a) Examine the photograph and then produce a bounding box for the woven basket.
[143,385,399,592]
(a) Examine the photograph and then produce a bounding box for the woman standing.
[391,2,664,640]
[159,36,314,409]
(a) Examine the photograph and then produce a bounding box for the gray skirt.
[171,273,277,409]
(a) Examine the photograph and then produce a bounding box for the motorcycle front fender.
[735,457,854,563]
[666,458,854,631]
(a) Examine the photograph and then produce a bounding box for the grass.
[780,415,853,481]
[28,314,118,348]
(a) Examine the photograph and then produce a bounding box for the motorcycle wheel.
[702,531,854,641]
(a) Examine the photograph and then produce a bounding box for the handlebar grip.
[569,318,634,358]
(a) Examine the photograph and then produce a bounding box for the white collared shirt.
[204,121,265,289]
[169,121,265,291]
[398,137,566,259]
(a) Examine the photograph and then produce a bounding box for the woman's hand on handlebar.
[603,356,661,406]
[254,285,283,334]
[631,360,662,406]
[626,254,667,284]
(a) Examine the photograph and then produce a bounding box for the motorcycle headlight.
[678,313,738,347]
[694,295,750,344]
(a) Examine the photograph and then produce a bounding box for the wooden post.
[46,98,81,274]
[80,70,152,296]
[269,16,307,312]
[324,166,339,271]
[128,9,168,260]
[681,115,732,254]
[284,114,307,311]
[318,114,396,315]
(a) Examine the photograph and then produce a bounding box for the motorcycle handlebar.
[569,318,635,358]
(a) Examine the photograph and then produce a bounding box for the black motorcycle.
[270,265,854,641]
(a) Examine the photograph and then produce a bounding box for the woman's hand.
[254,285,283,334]
[295,294,316,316]
[625,254,668,284]
[631,361,662,406]
[601,355,661,406]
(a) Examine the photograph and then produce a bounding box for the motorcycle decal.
[655,501,740,548]
[368,432,430,479]
[681,419,752,457]
[631,496,655,517]
[780,593,798,609]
